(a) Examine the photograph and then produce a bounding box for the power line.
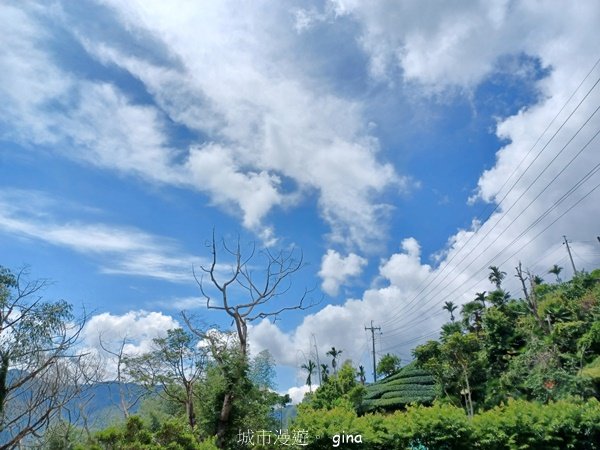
[382,119,600,335]
[382,172,600,339]
[374,55,600,356]
[380,67,600,327]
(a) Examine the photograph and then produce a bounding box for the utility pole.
[563,235,577,275]
[311,334,322,385]
[365,320,381,383]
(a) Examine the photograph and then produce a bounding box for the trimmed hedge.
[361,362,436,412]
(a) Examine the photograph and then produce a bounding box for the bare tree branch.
[183,233,318,448]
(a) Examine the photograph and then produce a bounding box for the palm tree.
[548,264,563,283]
[546,304,571,323]
[357,365,367,385]
[488,266,506,290]
[474,291,487,309]
[461,301,484,335]
[326,347,343,375]
[533,275,544,286]
[301,360,316,393]
[487,289,510,307]
[442,301,458,322]
[320,364,330,383]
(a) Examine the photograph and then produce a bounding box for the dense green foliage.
[375,353,402,378]
[293,397,600,449]
[414,269,600,413]
[303,361,366,411]
[91,416,218,450]
[361,361,436,412]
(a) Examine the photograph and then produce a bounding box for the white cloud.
[379,238,431,291]
[0,3,70,144]
[82,310,180,378]
[185,144,284,230]
[88,14,401,248]
[247,319,294,365]
[319,250,367,296]
[0,190,200,282]
[0,1,403,251]
[90,0,599,391]
[325,0,599,90]
[285,385,313,405]
[248,239,446,372]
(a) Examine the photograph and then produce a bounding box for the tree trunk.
[0,353,9,416]
[216,392,235,448]
[527,271,548,333]
[215,313,247,448]
[464,369,474,419]
[186,383,196,430]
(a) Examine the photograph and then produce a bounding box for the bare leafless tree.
[98,334,145,419]
[183,232,316,448]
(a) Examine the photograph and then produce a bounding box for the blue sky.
[1,0,600,400]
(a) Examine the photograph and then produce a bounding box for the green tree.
[320,364,330,383]
[125,328,208,430]
[307,361,363,410]
[326,347,343,375]
[461,300,484,335]
[487,289,510,308]
[533,274,545,285]
[357,365,366,385]
[194,332,283,448]
[415,332,484,418]
[377,353,401,378]
[475,291,487,309]
[549,264,563,283]
[488,265,507,290]
[443,333,482,418]
[442,301,457,322]
[0,266,89,449]
[301,360,316,393]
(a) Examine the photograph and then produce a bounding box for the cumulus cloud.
[285,385,313,404]
[248,238,446,371]
[326,0,600,90]
[81,310,180,378]
[99,1,600,393]
[319,250,368,296]
[185,144,284,230]
[379,238,431,290]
